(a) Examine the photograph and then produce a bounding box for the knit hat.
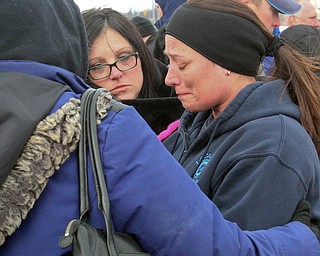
[131,16,156,38]
[266,0,301,14]
[280,25,320,57]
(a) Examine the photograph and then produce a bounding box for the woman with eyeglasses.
[82,8,184,135]
[82,7,172,100]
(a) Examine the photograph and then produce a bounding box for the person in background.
[131,16,158,54]
[154,0,186,29]
[239,0,302,76]
[281,24,320,80]
[151,0,187,66]
[163,0,320,232]
[82,7,171,100]
[281,24,320,58]
[0,1,319,255]
[281,0,320,29]
[239,0,302,33]
[82,8,183,134]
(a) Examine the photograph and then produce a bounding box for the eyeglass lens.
[89,53,138,80]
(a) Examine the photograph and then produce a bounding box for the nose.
[109,65,123,80]
[272,14,280,27]
[165,65,181,87]
[314,18,320,28]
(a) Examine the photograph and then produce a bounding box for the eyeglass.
[88,52,139,80]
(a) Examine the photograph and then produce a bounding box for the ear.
[155,3,163,18]
[287,15,296,26]
[239,0,250,4]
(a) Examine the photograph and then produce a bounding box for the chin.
[183,105,197,113]
[183,103,207,113]
[115,93,135,101]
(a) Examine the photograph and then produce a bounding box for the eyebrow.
[89,57,104,63]
[89,47,135,63]
[164,50,182,58]
[114,47,134,53]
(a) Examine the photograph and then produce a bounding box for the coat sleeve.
[98,106,320,256]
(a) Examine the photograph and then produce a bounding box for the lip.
[110,85,129,93]
[176,92,190,99]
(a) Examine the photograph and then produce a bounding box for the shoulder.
[233,114,315,155]
[226,115,318,182]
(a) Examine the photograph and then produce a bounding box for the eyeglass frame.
[88,52,139,80]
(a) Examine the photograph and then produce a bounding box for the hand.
[291,200,320,240]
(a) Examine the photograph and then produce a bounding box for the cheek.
[135,60,144,86]
[261,13,271,25]
[88,76,112,90]
[254,7,273,29]
[184,80,215,111]
[195,75,228,110]
[129,61,144,97]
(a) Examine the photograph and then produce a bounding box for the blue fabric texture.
[164,80,320,231]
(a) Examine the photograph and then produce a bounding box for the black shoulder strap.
[60,88,148,255]
[79,88,118,254]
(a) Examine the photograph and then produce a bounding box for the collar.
[0,60,90,94]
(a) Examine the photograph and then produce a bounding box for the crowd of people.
[0,0,320,255]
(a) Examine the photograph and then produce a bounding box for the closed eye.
[178,63,187,70]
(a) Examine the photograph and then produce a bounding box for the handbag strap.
[79,88,119,254]
[78,89,92,220]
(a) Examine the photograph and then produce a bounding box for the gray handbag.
[59,89,150,255]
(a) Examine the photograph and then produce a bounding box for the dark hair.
[153,27,169,66]
[187,0,320,156]
[82,8,162,98]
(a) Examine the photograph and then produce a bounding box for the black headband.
[166,4,269,76]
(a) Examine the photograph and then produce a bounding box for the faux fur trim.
[0,91,112,246]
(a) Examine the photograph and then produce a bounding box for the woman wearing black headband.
[164,0,320,235]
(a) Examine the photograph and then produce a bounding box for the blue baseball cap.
[266,0,302,14]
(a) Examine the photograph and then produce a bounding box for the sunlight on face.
[88,28,143,100]
[164,35,233,114]
[249,0,280,32]
[295,0,320,27]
